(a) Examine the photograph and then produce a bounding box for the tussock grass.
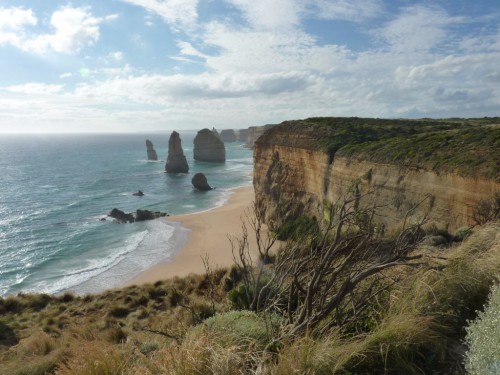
[0,223,497,374]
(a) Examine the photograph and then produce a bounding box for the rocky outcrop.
[246,124,276,148]
[165,131,189,173]
[109,208,168,223]
[192,173,213,191]
[109,208,135,223]
[238,129,249,142]
[220,129,237,142]
[136,209,168,221]
[254,119,500,232]
[193,129,226,162]
[146,140,158,160]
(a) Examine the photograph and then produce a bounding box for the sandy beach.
[129,185,260,285]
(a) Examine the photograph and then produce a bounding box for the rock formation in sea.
[193,128,226,162]
[146,140,158,161]
[109,208,135,223]
[109,208,168,223]
[212,127,220,139]
[192,173,213,191]
[165,131,189,173]
[238,129,249,142]
[220,129,237,142]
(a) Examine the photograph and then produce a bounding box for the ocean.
[0,132,253,297]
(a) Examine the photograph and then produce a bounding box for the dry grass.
[0,223,498,374]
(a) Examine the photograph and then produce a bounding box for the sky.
[0,0,499,133]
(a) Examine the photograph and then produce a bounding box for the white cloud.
[111,51,124,61]
[378,5,456,53]
[6,83,65,95]
[307,0,383,22]
[23,7,102,54]
[59,72,73,79]
[1,2,499,133]
[202,22,348,74]
[226,0,300,30]
[120,0,198,29]
[0,7,37,47]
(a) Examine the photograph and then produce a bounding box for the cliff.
[194,128,226,162]
[246,124,277,148]
[253,117,500,232]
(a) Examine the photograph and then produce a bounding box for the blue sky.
[0,0,499,133]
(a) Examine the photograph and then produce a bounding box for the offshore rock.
[238,129,249,142]
[212,127,220,139]
[193,128,226,162]
[146,140,158,161]
[109,208,135,223]
[192,173,213,191]
[109,208,168,223]
[135,209,168,221]
[220,129,237,142]
[165,131,189,173]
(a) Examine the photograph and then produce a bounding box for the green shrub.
[465,283,500,375]
[191,310,281,351]
[276,215,318,241]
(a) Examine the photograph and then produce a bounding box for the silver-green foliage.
[465,283,500,375]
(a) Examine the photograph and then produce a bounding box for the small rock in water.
[132,190,144,196]
[192,172,213,191]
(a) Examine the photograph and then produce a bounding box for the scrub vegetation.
[1,204,498,374]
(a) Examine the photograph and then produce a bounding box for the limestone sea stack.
[146,139,158,160]
[165,131,189,173]
[193,128,226,162]
[220,129,237,142]
[238,129,249,142]
[192,173,213,191]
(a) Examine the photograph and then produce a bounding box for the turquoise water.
[0,132,253,296]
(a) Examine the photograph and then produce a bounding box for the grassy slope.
[0,222,499,374]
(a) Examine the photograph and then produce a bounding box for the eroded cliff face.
[254,122,499,232]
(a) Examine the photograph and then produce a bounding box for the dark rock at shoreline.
[192,172,213,191]
[109,208,135,223]
[220,129,237,142]
[193,128,225,162]
[108,208,168,223]
[135,209,168,221]
[146,140,158,161]
[165,131,189,173]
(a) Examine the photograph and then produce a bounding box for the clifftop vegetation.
[1,203,499,374]
[255,117,500,179]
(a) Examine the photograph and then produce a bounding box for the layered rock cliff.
[194,128,226,162]
[165,131,189,173]
[146,139,158,161]
[246,124,276,148]
[254,118,500,232]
